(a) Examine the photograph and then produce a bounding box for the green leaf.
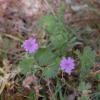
[95,74,100,91]
[80,47,95,67]
[79,47,95,80]
[35,48,55,66]
[78,96,90,100]
[78,82,86,92]
[39,15,57,34]
[19,58,33,75]
[91,92,100,100]
[31,65,41,74]
[95,74,100,80]
[28,92,35,100]
[42,58,60,79]
[39,14,67,35]
[39,14,77,52]
[50,34,66,48]
[78,81,91,92]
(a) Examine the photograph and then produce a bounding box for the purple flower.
[22,38,38,53]
[60,57,75,75]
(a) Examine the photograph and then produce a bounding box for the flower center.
[65,62,70,66]
[28,43,33,48]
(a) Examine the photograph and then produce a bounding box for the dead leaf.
[22,75,37,89]
[3,59,12,73]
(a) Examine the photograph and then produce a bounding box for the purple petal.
[60,57,75,75]
[22,38,38,53]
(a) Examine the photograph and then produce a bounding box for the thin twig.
[1,34,23,42]
[44,0,56,17]
[70,18,100,24]
[47,79,56,100]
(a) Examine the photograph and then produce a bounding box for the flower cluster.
[22,38,76,75]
